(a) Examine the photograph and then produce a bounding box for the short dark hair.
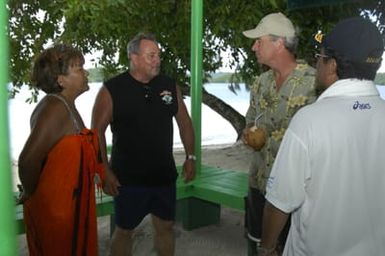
[323,47,380,80]
[31,44,84,93]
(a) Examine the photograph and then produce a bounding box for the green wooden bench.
[176,165,247,230]
[15,165,248,234]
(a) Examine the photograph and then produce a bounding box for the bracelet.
[256,245,276,256]
[185,154,196,161]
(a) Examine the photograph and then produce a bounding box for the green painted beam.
[190,0,203,174]
[0,0,17,254]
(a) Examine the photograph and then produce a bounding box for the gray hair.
[127,32,158,57]
[269,34,299,56]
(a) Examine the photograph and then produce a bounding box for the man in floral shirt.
[241,12,317,255]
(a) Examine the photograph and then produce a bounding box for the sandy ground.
[17,141,254,255]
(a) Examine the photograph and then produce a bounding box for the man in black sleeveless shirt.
[92,32,195,256]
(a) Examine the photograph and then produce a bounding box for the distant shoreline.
[86,68,385,85]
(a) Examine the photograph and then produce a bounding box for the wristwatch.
[186,154,196,161]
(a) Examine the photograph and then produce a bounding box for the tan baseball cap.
[243,12,295,39]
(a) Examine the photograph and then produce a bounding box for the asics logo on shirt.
[353,101,371,110]
[266,176,275,189]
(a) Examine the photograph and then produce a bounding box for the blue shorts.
[114,185,176,230]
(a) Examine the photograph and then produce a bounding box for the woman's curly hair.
[31,44,84,94]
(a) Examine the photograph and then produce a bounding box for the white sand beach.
[17,141,254,255]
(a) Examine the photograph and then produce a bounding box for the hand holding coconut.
[242,112,267,151]
[245,125,266,150]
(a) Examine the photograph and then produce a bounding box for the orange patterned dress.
[23,128,104,256]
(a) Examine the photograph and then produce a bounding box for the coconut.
[247,126,266,151]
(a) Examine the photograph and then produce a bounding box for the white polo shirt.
[266,79,385,256]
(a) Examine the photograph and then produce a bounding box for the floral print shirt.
[245,60,316,192]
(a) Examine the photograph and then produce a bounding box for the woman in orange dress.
[18,44,104,255]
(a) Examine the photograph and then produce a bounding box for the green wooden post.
[190,0,203,174]
[0,0,17,255]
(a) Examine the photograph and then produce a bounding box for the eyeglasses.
[135,52,161,62]
[314,53,330,59]
[144,86,152,102]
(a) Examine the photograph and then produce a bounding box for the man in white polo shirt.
[258,17,385,256]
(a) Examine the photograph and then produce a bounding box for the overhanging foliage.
[7,0,385,137]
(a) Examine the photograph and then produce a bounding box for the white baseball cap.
[243,12,296,39]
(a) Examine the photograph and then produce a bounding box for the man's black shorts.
[114,185,176,230]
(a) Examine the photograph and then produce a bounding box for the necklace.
[49,93,84,132]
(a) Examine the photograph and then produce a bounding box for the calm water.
[7,82,385,190]
[7,82,250,161]
[8,83,385,161]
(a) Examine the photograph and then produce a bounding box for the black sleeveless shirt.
[105,72,178,186]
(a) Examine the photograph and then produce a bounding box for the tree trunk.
[180,85,246,141]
